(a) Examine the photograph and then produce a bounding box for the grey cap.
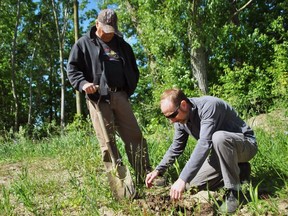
[97,9,122,37]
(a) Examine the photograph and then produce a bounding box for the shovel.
[95,103,136,200]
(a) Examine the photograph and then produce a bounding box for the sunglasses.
[164,105,180,119]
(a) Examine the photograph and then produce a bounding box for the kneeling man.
[146,88,257,214]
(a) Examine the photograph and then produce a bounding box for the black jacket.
[67,26,139,101]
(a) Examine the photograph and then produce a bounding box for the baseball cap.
[97,9,122,36]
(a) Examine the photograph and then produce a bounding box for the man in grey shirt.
[145,88,258,214]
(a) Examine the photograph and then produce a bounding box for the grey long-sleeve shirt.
[156,96,255,183]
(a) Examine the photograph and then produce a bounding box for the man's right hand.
[82,83,98,94]
[145,170,159,188]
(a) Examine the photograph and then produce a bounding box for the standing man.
[67,9,151,186]
[145,88,257,214]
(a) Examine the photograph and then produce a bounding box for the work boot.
[219,189,239,214]
[238,162,251,183]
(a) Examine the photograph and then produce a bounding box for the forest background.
[0,0,287,135]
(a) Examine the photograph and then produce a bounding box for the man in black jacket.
[67,9,151,186]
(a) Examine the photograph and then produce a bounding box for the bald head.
[160,88,190,124]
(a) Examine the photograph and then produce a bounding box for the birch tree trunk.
[51,0,69,130]
[11,0,21,130]
[73,0,82,115]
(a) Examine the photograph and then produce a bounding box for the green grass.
[0,114,287,215]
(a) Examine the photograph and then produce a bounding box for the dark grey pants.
[187,131,258,191]
[87,91,151,181]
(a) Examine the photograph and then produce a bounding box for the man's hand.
[170,178,186,201]
[145,170,159,188]
[83,83,98,94]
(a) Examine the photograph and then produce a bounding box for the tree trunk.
[28,47,36,126]
[189,46,208,94]
[73,0,82,116]
[51,0,69,130]
[28,16,43,126]
[11,0,21,131]
[59,45,65,129]
[48,64,53,123]
[188,0,209,94]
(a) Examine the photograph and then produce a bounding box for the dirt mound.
[247,109,287,133]
[134,189,214,216]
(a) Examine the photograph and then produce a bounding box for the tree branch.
[233,0,253,17]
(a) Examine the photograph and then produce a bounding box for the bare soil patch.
[133,187,215,216]
[0,158,71,187]
[0,162,22,187]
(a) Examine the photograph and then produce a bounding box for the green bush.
[212,64,274,117]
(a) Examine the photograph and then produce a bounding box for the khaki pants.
[188,131,258,191]
[87,91,151,182]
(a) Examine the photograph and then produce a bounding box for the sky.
[79,0,99,31]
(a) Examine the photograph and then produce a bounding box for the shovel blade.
[107,164,136,200]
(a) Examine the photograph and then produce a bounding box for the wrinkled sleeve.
[179,105,221,183]
[67,43,88,93]
[155,124,189,175]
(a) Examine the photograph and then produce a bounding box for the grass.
[0,113,287,215]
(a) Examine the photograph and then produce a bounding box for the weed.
[0,116,287,215]
[0,186,13,215]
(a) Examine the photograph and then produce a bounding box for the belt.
[108,87,125,92]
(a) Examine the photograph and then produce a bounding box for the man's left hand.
[170,178,186,201]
